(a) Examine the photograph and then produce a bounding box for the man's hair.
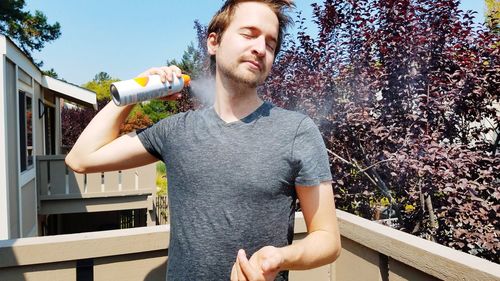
[207,0,294,74]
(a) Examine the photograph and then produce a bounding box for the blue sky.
[25,0,486,86]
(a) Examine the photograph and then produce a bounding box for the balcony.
[36,155,156,216]
[1,210,498,281]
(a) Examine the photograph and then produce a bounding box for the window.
[19,91,33,172]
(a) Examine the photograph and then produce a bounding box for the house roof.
[1,34,97,109]
[41,75,97,109]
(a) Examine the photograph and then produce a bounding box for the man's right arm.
[65,66,183,173]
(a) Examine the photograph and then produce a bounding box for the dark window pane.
[19,92,26,172]
[44,106,56,155]
[26,96,33,167]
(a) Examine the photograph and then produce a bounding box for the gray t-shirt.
[137,101,332,281]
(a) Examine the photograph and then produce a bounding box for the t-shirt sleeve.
[136,117,174,161]
[292,116,332,186]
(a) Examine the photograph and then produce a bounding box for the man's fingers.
[160,67,173,83]
[137,66,182,83]
[238,249,259,280]
[170,65,182,77]
[235,253,248,281]
[230,263,238,281]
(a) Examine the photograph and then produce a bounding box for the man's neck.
[213,73,263,123]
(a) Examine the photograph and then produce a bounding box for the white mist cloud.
[189,76,216,105]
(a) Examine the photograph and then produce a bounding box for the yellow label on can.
[133,77,149,87]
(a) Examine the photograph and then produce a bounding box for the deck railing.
[1,210,499,281]
[36,155,156,215]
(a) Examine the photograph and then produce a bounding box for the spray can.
[110,74,191,106]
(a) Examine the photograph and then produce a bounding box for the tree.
[164,20,211,113]
[81,72,119,101]
[140,100,176,123]
[62,73,121,149]
[259,0,499,262]
[485,0,500,32]
[0,0,61,65]
[93,71,112,82]
[61,100,106,150]
[42,68,59,79]
[119,111,153,135]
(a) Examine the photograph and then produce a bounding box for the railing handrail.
[1,211,499,280]
[0,225,170,268]
[336,210,500,280]
[39,190,154,201]
[36,155,157,198]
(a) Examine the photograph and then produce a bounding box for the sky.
[24,0,486,86]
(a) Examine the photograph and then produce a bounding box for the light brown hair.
[208,0,294,73]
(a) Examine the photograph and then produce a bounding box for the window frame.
[18,89,35,185]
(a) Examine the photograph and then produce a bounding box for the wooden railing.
[36,155,156,215]
[1,210,499,281]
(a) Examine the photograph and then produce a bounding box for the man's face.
[209,2,279,88]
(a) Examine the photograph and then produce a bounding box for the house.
[0,34,157,240]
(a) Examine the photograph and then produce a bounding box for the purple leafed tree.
[260,0,499,262]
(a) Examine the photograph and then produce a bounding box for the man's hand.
[136,65,184,101]
[230,247,284,281]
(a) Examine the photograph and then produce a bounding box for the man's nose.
[251,36,266,57]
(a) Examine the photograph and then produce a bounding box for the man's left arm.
[231,181,341,280]
[279,181,341,269]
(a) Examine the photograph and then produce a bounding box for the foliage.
[81,72,119,101]
[257,0,499,262]
[0,0,61,65]
[485,0,500,32]
[156,162,168,196]
[140,100,176,123]
[60,100,107,149]
[119,111,153,135]
[42,68,59,79]
[171,20,211,112]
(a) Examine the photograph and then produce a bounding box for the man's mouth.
[244,60,262,71]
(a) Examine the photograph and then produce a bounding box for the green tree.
[140,100,177,123]
[93,71,112,82]
[0,0,61,64]
[485,0,500,32]
[165,37,211,112]
[166,41,204,79]
[82,72,119,101]
[42,68,59,79]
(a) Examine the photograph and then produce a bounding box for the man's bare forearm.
[65,101,135,172]
[280,229,341,270]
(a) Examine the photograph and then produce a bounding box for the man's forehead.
[230,2,279,35]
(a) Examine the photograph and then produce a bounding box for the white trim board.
[0,54,10,239]
[41,76,96,107]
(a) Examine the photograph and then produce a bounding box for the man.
[66,1,340,280]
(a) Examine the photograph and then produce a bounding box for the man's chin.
[219,65,266,88]
[230,72,264,88]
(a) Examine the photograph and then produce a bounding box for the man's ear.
[207,32,218,55]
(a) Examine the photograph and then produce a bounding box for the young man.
[66,1,340,280]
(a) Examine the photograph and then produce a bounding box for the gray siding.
[21,179,36,237]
